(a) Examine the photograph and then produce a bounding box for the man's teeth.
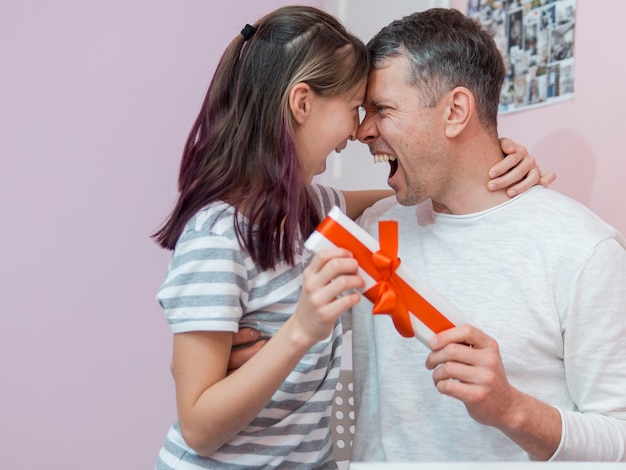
[373,154,397,164]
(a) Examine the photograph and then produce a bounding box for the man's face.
[357,55,452,206]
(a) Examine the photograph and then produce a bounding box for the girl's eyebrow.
[351,95,364,105]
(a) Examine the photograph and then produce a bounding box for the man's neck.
[432,140,510,215]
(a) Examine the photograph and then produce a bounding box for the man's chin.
[389,184,406,204]
[393,188,419,207]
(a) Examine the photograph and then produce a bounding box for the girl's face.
[293,80,366,184]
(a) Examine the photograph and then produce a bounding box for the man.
[350,8,626,462]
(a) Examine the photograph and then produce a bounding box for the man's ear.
[443,86,473,138]
[289,82,312,124]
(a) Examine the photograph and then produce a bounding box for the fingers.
[426,326,516,428]
[301,267,363,318]
[493,138,527,173]
[490,138,557,197]
[429,324,480,350]
[488,154,535,194]
[489,140,532,193]
[232,327,260,347]
[302,248,364,304]
[227,339,268,375]
[426,325,490,368]
[497,136,516,155]
[427,327,492,399]
[306,247,354,273]
[539,170,557,187]
[489,150,531,180]
[426,330,482,400]
[431,358,482,391]
[502,166,539,197]
[293,249,364,343]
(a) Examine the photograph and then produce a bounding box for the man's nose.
[357,113,377,143]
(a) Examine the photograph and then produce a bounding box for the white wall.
[318,0,451,190]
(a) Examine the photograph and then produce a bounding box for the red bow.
[367,221,414,337]
[316,216,454,338]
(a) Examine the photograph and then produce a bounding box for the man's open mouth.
[374,154,398,178]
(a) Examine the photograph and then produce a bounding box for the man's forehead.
[365,59,406,102]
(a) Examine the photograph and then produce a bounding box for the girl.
[153,6,550,469]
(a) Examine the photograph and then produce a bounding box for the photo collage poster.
[467,0,576,114]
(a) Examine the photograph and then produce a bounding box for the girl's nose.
[357,113,377,143]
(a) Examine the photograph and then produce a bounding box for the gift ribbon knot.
[316,214,455,338]
[368,221,414,337]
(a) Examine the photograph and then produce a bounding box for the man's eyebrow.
[367,97,392,108]
[364,96,380,106]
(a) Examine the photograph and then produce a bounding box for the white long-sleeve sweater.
[351,187,626,462]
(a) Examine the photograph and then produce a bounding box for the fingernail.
[429,335,439,348]
[488,182,497,190]
[508,188,517,196]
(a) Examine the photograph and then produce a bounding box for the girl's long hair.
[152,6,369,269]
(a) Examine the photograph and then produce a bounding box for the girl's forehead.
[349,80,367,101]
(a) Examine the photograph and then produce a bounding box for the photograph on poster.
[467,0,576,115]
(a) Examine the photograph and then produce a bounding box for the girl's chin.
[315,161,327,176]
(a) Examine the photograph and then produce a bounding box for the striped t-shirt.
[156,184,346,469]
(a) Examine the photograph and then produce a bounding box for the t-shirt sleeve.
[309,183,346,217]
[356,195,398,231]
[156,224,248,334]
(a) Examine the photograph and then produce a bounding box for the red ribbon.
[316,216,455,338]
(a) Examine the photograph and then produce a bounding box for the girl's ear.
[289,82,312,124]
[443,86,473,138]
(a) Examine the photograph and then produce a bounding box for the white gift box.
[305,206,472,348]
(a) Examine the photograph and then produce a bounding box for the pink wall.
[0,1,320,469]
[1,1,624,469]
[449,0,626,234]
